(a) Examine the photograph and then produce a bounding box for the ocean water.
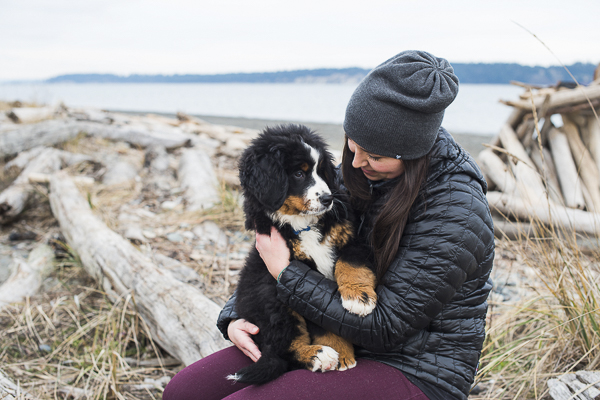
[0,82,523,136]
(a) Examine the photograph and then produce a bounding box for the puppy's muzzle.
[319,194,333,208]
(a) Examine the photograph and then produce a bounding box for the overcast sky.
[1,0,598,80]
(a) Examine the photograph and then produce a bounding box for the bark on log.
[48,172,229,365]
[547,128,585,209]
[0,245,54,311]
[178,148,220,211]
[561,117,600,212]
[498,123,548,205]
[487,191,600,236]
[477,149,517,194]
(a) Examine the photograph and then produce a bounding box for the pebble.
[166,232,184,243]
[39,344,52,353]
[181,231,195,240]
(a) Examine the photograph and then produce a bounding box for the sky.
[1,0,599,80]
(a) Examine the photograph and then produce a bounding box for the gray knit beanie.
[344,50,459,160]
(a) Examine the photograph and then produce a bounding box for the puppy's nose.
[319,194,333,207]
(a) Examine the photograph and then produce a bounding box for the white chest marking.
[298,229,336,280]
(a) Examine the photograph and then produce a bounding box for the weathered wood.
[48,172,229,365]
[586,117,600,174]
[487,191,600,236]
[548,378,579,400]
[0,245,54,311]
[477,149,517,194]
[0,148,93,223]
[562,117,600,212]
[498,123,548,205]
[0,120,194,159]
[547,127,585,209]
[530,143,564,205]
[178,147,220,211]
[577,371,600,389]
[85,122,194,150]
[559,373,600,400]
[7,106,56,123]
[0,368,34,399]
[4,147,46,175]
[0,120,88,158]
[503,85,600,114]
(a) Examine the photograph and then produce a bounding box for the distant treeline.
[46,63,598,86]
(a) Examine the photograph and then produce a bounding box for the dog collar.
[293,226,311,235]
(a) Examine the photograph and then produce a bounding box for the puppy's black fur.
[231,124,377,385]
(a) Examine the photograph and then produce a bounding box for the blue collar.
[293,226,311,235]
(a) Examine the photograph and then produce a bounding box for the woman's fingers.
[228,319,261,362]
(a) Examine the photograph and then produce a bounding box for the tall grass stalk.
[476,222,600,399]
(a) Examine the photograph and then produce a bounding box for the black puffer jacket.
[218,127,495,400]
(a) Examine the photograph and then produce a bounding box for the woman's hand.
[255,226,290,280]
[228,319,261,362]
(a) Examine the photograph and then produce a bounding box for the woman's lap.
[163,346,428,400]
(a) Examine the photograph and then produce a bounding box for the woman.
[163,50,494,400]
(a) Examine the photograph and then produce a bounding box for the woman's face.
[347,138,405,181]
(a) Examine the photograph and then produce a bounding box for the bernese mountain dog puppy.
[230,124,377,385]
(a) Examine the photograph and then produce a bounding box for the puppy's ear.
[239,149,288,212]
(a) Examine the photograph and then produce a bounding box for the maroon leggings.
[163,346,428,400]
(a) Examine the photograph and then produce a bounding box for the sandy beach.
[196,114,492,158]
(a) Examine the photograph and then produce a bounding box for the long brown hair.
[341,136,429,281]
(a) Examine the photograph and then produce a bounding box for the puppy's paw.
[340,286,377,317]
[309,346,339,372]
[337,355,357,371]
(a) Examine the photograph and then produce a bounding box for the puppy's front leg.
[335,260,377,317]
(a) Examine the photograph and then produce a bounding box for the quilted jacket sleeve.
[216,291,239,341]
[276,172,494,353]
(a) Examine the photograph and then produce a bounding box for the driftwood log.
[562,117,600,212]
[547,127,585,209]
[477,148,517,194]
[6,106,56,124]
[0,120,88,158]
[0,148,93,223]
[0,120,195,158]
[503,84,600,114]
[498,123,548,205]
[48,172,229,365]
[487,191,600,237]
[0,368,35,400]
[548,371,600,400]
[0,245,54,312]
[178,147,220,211]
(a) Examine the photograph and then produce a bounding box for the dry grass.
[0,252,175,399]
[473,223,600,399]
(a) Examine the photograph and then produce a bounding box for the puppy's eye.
[294,171,305,179]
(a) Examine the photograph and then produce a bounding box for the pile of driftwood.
[479,68,600,239]
[0,103,266,397]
